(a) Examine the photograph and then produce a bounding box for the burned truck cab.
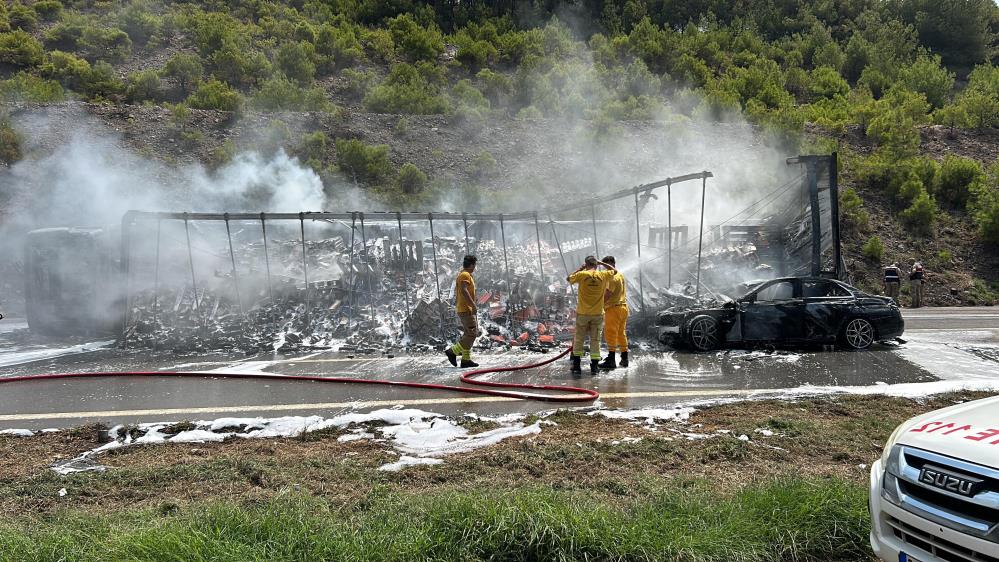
[24,227,122,337]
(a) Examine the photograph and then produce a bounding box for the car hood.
[895,395,999,468]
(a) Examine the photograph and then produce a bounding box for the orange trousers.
[604,304,629,352]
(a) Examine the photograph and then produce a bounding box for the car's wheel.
[841,318,875,350]
[687,315,721,351]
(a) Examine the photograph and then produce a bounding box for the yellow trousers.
[604,304,629,352]
[573,314,603,359]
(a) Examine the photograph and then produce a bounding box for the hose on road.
[0,346,599,403]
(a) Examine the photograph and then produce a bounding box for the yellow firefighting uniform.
[603,271,628,353]
[450,270,478,360]
[568,269,615,359]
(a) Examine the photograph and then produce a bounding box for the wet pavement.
[0,308,996,429]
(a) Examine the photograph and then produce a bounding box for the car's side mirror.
[723,301,735,309]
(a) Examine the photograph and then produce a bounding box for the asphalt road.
[0,307,996,430]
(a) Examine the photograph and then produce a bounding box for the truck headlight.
[880,421,908,466]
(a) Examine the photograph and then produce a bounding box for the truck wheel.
[841,318,875,350]
[687,315,720,351]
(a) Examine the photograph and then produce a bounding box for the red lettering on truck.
[964,429,999,442]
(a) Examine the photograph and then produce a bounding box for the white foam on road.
[0,340,115,368]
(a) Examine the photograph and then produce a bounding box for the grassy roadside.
[1,392,993,561]
[0,478,870,561]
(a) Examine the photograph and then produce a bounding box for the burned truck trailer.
[21,156,842,350]
[24,227,122,336]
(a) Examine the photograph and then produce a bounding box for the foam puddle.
[0,340,115,368]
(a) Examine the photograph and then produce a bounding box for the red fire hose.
[0,346,599,403]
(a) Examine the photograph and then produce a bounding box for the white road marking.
[0,389,759,422]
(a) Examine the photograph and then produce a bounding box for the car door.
[740,279,804,343]
[800,280,854,342]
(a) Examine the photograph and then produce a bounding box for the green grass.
[0,477,871,561]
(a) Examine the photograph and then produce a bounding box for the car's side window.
[754,281,794,302]
[803,281,851,298]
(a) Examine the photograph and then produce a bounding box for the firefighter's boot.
[570,355,582,374]
[460,359,479,368]
[590,359,600,375]
[620,352,629,367]
[598,352,617,370]
[445,348,458,367]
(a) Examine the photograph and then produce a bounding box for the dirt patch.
[0,392,991,519]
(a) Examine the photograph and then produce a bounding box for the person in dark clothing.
[882,262,901,302]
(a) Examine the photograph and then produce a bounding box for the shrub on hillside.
[808,66,849,100]
[364,63,448,114]
[187,79,242,112]
[296,131,327,170]
[126,69,161,102]
[119,2,161,45]
[8,2,37,31]
[0,72,64,101]
[899,54,954,109]
[0,116,21,165]
[861,236,883,261]
[362,28,394,61]
[209,45,271,87]
[32,0,62,21]
[83,61,125,99]
[840,187,870,231]
[342,68,377,99]
[467,150,496,179]
[252,75,332,112]
[396,162,427,194]
[315,22,363,71]
[0,30,43,67]
[276,41,317,85]
[41,50,92,90]
[900,188,937,236]
[79,26,132,62]
[387,14,443,61]
[937,155,983,209]
[162,53,204,95]
[44,12,89,50]
[335,138,392,184]
[970,173,999,244]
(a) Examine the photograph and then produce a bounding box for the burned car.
[657,277,904,351]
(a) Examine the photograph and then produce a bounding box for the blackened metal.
[590,204,599,256]
[299,212,310,323]
[695,174,707,299]
[347,213,356,333]
[224,214,245,322]
[260,213,273,301]
[359,212,373,322]
[666,180,672,287]
[830,151,842,279]
[428,213,446,340]
[397,212,410,313]
[634,190,645,315]
[183,214,200,310]
[499,213,512,328]
[806,162,821,276]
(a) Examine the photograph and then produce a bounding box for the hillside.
[1,0,998,309]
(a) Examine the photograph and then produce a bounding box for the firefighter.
[567,255,617,375]
[882,262,901,303]
[598,256,628,370]
[445,255,480,368]
[909,262,925,308]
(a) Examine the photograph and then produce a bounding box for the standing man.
[445,255,480,368]
[598,256,628,370]
[882,262,901,303]
[909,262,925,308]
[567,256,617,375]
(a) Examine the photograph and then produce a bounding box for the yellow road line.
[0,389,760,422]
